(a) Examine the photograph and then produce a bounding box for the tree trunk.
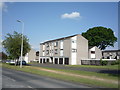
[15,59,17,66]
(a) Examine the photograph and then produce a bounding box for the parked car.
[16,60,27,65]
[9,60,15,65]
[5,60,11,63]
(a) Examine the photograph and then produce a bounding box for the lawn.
[2,63,119,88]
[65,65,119,70]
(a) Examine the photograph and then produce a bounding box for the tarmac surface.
[2,67,91,88]
[30,63,119,75]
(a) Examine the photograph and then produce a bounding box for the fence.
[81,59,116,65]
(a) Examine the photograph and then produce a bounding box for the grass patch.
[65,65,119,70]
[2,63,118,88]
[40,67,118,80]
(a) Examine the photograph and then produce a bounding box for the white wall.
[90,47,95,59]
[24,53,29,63]
[71,36,77,65]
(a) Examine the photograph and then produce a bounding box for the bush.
[111,59,120,65]
[100,59,108,66]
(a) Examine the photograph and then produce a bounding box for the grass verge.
[65,65,119,70]
[39,67,118,80]
[2,63,118,88]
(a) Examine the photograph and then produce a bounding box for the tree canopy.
[2,31,31,60]
[82,26,117,50]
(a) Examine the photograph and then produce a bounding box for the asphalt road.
[30,63,119,75]
[2,67,91,89]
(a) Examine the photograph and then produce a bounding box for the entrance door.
[47,58,49,62]
[40,59,42,63]
[55,58,58,64]
[43,59,45,63]
[59,58,63,64]
[65,58,69,65]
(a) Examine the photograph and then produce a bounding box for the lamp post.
[17,20,24,68]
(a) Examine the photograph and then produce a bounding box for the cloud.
[0,2,8,12]
[61,12,80,19]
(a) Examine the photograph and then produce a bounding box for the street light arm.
[17,20,24,68]
[17,20,21,22]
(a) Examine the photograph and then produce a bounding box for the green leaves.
[2,31,31,59]
[82,26,117,50]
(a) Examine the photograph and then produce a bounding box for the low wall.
[81,59,115,65]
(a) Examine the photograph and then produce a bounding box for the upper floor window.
[46,43,49,47]
[55,49,58,54]
[71,39,76,43]
[54,42,58,47]
[91,51,95,54]
[46,50,49,55]
[72,49,77,53]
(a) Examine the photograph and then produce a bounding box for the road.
[30,63,119,75]
[2,67,91,89]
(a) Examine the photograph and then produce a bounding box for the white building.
[24,48,36,63]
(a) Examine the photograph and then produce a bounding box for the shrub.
[100,59,108,66]
[111,59,120,65]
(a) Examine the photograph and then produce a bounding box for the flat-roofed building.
[39,34,88,65]
[102,50,120,60]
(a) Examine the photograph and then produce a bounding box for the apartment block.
[39,34,88,65]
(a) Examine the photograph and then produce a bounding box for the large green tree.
[82,26,117,50]
[2,31,31,60]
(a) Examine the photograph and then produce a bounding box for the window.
[91,51,95,54]
[46,50,49,55]
[43,45,45,50]
[54,42,58,47]
[46,43,49,47]
[55,49,58,54]
[52,50,54,53]
[72,49,77,53]
[36,51,39,56]
[60,50,63,56]
[71,40,76,43]
[60,40,63,49]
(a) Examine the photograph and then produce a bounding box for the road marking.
[27,85,38,90]
[27,85,33,88]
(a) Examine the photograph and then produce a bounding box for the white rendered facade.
[39,34,88,65]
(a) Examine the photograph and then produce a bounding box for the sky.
[1,2,119,51]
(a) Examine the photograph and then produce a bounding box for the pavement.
[2,67,92,89]
[30,63,119,75]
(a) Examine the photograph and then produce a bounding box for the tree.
[2,31,31,61]
[0,52,7,60]
[82,26,117,50]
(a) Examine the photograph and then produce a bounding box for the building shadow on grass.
[98,69,119,77]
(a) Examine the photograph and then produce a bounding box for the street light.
[17,20,24,68]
